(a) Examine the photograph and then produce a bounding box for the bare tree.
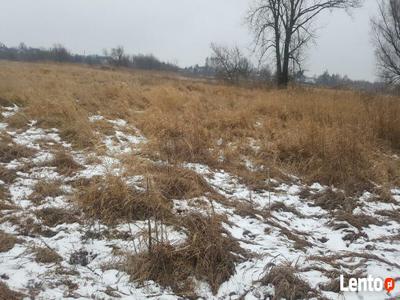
[107,46,129,67]
[372,0,400,85]
[51,44,71,62]
[210,44,252,84]
[248,0,361,88]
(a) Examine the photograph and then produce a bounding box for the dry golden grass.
[133,81,400,192]
[35,207,80,227]
[33,246,62,264]
[75,175,171,224]
[0,281,24,300]
[29,179,63,204]
[0,61,399,192]
[0,186,14,210]
[49,150,82,176]
[0,133,36,163]
[6,112,29,129]
[258,262,319,299]
[0,230,20,252]
[0,165,17,184]
[126,213,243,296]
[149,164,215,200]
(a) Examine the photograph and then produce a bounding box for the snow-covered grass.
[0,62,400,299]
[1,106,399,299]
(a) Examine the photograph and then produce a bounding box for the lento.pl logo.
[340,275,395,293]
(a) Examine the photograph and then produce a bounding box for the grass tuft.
[75,175,171,224]
[33,246,62,264]
[257,263,319,299]
[150,165,214,200]
[0,134,36,163]
[0,281,24,300]
[29,180,63,204]
[126,213,243,295]
[49,150,82,176]
[0,230,20,252]
[35,207,80,227]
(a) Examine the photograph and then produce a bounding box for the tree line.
[2,0,398,92]
[0,43,179,72]
[0,41,383,91]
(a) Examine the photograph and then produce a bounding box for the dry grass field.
[1,61,399,191]
[0,61,400,299]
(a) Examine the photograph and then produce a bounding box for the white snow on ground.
[1,104,19,118]
[90,115,147,155]
[183,163,400,299]
[0,114,185,299]
[1,109,399,299]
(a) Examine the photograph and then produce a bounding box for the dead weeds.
[1,62,400,193]
[0,165,17,184]
[334,212,383,230]
[75,175,171,224]
[29,179,63,204]
[126,213,244,296]
[33,246,62,264]
[310,188,355,211]
[0,134,36,163]
[0,230,20,252]
[49,150,82,176]
[0,281,24,300]
[35,207,81,227]
[150,165,215,200]
[257,262,319,300]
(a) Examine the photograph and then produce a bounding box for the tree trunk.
[279,58,289,88]
[278,33,292,88]
[275,27,284,88]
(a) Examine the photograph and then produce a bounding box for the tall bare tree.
[210,44,252,84]
[372,0,400,85]
[248,0,361,88]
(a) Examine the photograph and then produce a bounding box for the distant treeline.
[0,42,385,92]
[310,71,385,92]
[0,43,179,72]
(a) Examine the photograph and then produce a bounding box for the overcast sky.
[0,0,378,81]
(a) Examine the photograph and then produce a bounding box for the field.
[0,61,399,299]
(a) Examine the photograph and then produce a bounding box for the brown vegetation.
[0,61,399,192]
[0,61,399,298]
[310,188,355,211]
[0,196,15,211]
[49,150,82,176]
[0,133,36,163]
[150,165,215,200]
[0,281,24,300]
[126,214,243,295]
[257,263,319,299]
[35,207,80,227]
[33,246,62,264]
[0,165,17,184]
[0,230,20,252]
[75,175,171,224]
[29,180,63,204]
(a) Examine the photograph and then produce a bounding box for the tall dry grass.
[0,61,399,191]
[126,213,243,296]
[136,85,400,191]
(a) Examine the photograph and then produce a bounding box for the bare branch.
[247,0,362,87]
[372,0,400,85]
